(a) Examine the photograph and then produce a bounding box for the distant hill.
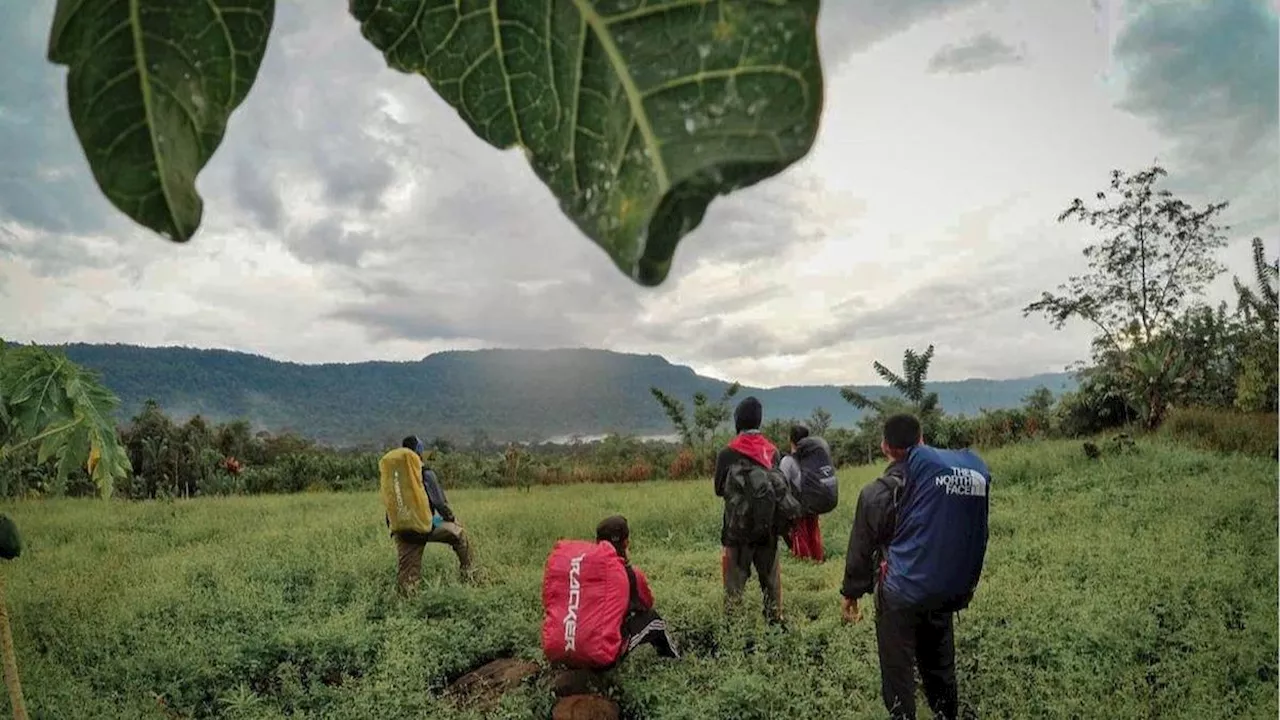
[55,344,1076,446]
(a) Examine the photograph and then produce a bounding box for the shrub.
[621,461,654,484]
[668,449,696,480]
[1161,407,1278,458]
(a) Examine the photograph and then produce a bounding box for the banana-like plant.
[0,343,132,719]
[0,341,132,497]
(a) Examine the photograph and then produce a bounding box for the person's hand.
[840,596,862,624]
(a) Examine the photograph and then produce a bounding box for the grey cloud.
[0,2,118,238]
[287,219,376,268]
[230,155,284,232]
[926,33,1026,75]
[819,0,985,67]
[1113,0,1278,223]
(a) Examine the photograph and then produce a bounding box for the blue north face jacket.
[882,445,991,611]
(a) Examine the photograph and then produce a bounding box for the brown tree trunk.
[0,575,27,720]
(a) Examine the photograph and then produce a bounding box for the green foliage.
[1161,407,1278,459]
[839,344,945,451]
[1023,164,1251,430]
[46,0,274,243]
[1024,165,1229,354]
[0,341,131,497]
[841,344,940,419]
[1232,237,1279,413]
[47,1,825,286]
[807,407,832,436]
[56,343,1076,445]
[650,382,740,471]
[3,440,1275,718]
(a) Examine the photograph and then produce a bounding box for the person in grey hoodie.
[779,424,833,562]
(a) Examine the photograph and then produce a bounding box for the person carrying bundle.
[379,435,474,594]
[541,515,680,669]
[779,423,839,562]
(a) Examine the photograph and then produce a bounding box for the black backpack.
[793,438,839,515]
[872,468,906,573]
[724,459,800,544]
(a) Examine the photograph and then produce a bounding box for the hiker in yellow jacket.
[380,436,474,594]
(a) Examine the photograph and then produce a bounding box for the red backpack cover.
[541,540,631,668]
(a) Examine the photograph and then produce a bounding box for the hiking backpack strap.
[873,470,906,582]
[624,564,644,614]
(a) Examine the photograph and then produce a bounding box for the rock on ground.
[446,658,540,710]
[552,694,620,720]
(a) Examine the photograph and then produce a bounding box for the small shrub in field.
[622,461,654,484]
[668,449,696,480]
[1162,407,1278,458]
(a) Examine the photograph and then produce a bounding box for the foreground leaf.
[47,0,275,241]
[352,0,824,285]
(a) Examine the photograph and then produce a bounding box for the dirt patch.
[445,658,540,710]
[550,668,612,698]
[552,694,620,720]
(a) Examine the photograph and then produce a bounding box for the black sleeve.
[841,479,892,599]
[713,448,733,498]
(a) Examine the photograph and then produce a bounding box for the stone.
[552,694,620,720]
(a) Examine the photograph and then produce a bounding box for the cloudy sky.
[2,0,1276,387]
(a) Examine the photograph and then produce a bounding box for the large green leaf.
[352,0,824,285]
[47,0,275,242]
[0,344,132,497]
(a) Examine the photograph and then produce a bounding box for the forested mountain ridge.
[56,343,1075,445]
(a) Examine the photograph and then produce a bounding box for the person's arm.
[713,448,731,498]
[841,479,892,600]
[632,567,655,610]
[780,455,802,492]
[421,469,456,522]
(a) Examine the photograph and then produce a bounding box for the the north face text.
[934,467,988,497]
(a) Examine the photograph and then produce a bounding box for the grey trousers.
[722,540,782,623]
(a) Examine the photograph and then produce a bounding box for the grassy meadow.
[1,439,1276,719]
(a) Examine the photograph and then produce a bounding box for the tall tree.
[650,382,742,449]
[1024,165,1231,428]
[1024,165,1229,353]
[808,407,833,436]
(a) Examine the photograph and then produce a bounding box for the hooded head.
[734,396,763,434]
[595,515,631,558]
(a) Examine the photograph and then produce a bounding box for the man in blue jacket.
[840,414,991,720]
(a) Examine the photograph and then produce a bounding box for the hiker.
[840,414,992,720]
[714,396,798,624]
[779,423,839,562]
[379,435,474,594]
[541,515,680,669]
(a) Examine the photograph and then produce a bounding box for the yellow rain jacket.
[379,447,434,535]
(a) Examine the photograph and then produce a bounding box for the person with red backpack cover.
[541,516,680,669]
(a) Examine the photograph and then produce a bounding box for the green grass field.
[2,439,1276,719]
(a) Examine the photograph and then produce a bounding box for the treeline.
[1,164,1275,500]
